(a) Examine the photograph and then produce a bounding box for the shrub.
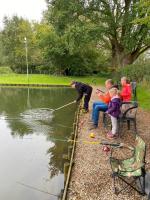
[113,62,150,84]
[35,65,51,74]
[0,66,14,74]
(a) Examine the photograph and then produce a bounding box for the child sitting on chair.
[106,87,121,139]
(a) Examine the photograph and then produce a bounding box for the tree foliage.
[115,61,150,84]
[1,16,43,73]
[134,0,150,26]
[1,1,149,75]
[0,32,7,65]
[42,1,109,75]
[45,0,150,68]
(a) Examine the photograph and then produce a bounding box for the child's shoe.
[107,132,117,139]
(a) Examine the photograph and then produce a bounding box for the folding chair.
[110,135,146,196]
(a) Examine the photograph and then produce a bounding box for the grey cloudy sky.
[0,0,47,29]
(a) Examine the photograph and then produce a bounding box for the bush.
[113,62,150,84]
[35,65,51,74]
[0,66,14,74]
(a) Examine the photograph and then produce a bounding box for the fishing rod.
[20,135,122,146]
[0,101,76,121]
[41,100,76,112]
[43,136,123,147]
[54,100,76,111]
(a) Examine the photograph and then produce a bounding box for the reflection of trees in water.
[9,119,33,137]
[46,106,76,178]
[0,87,76,177]
[0,87,75,136]
[47,141,66,178]
[46,126,71,178]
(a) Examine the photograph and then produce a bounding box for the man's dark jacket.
[75,82,92,102]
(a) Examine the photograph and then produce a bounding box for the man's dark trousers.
[84,88,92,110]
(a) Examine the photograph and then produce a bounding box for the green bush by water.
[114,62,150,84]
[0,66,14,74]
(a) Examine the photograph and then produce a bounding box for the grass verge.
[0,74,149,110]
[0,74,105,85]
[137,86,150,111]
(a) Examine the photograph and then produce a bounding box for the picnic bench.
[103,81,138,136]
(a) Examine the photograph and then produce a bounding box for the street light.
[24,37,29,84]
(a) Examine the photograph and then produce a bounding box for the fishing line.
[19,135,100,144]
[32,136,121,146]
[0,100,76,121]
[0,118,73,129]
[55,123,73,129]
[16,182,58,197]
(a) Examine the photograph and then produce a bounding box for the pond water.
[0,87,76,200]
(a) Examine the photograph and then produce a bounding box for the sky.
[0,0,47,29]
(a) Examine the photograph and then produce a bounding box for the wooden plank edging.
[62,105,81,200]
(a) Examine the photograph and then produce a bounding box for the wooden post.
[68,146,73,160]
[67,132,74,146]
[64,162,70,185]
[71,132,74,140]
[58,189,64,200]
[62,154,68,160]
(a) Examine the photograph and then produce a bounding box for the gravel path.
[67,87,150,200]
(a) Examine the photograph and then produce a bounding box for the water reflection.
[0,87,76,200]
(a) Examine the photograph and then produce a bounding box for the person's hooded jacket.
[107,96,121,118]
[74,82,92,102]
[120,84,132,102]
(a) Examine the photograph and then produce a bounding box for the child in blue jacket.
[106,87,121,139]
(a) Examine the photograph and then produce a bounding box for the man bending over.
[71,81,93,113]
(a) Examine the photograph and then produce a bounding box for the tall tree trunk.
[111,42,141,68]
[111,51,139,68]
[121,54,137,66]
[111,41,124,68]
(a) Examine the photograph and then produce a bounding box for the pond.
[0,87,76,200]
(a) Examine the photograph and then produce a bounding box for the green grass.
[0,73,149,110]
[0,74,106,85]
[137,86,150,111]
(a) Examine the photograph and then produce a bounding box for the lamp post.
[24,37,29,84]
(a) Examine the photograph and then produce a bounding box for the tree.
[38,21,107,75]
[0,32,7,65]
[45,0,150,68]
[42,1,109,75]
[133,0,150,26]
[1,16,43,73]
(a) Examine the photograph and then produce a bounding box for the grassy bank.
[0,74,105,85]
[0,74,149,111]
[137,86,150,110]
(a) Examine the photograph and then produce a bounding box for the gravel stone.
[67,87,150,200]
